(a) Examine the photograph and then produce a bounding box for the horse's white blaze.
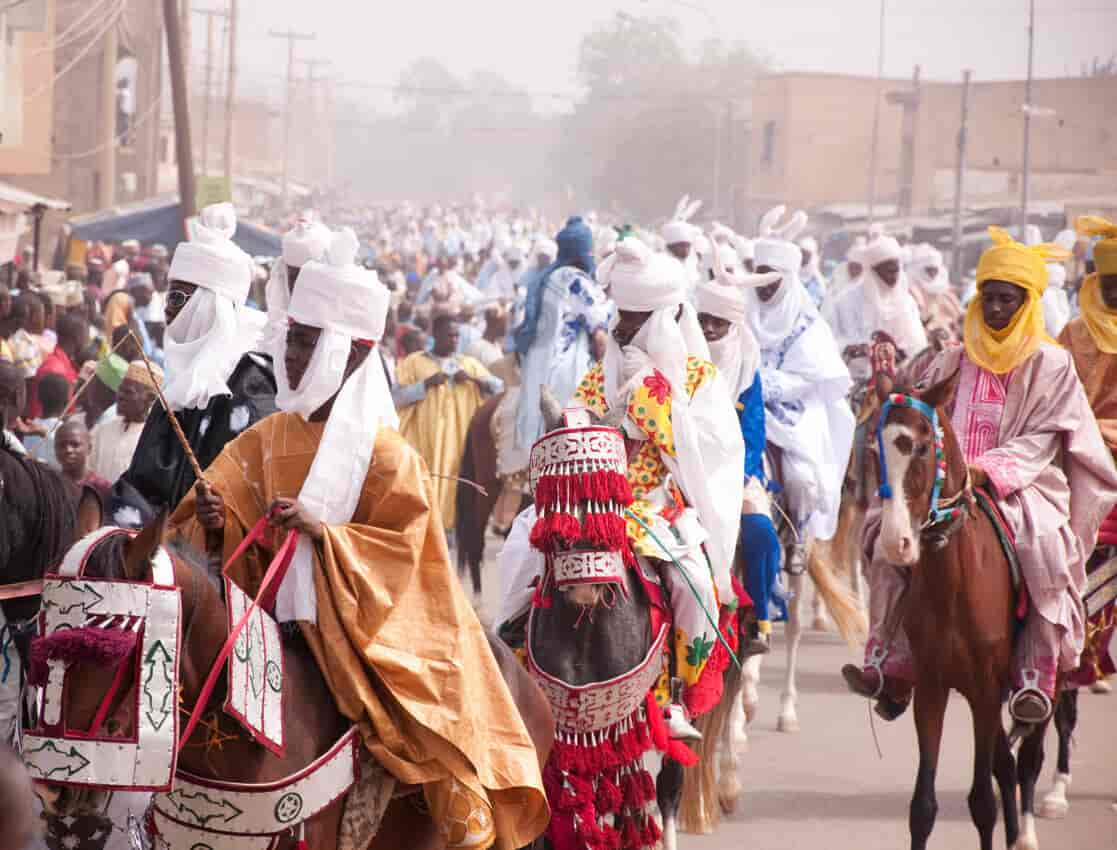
[879,424,919,565]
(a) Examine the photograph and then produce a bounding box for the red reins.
[177,517,299,752]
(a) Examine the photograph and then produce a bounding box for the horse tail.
[677,625,745,834]
[828,495,864,581]
[808,542,867,646]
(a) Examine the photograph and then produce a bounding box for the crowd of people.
[2,191,1116,850]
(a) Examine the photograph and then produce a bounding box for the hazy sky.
[214,0,1116,109]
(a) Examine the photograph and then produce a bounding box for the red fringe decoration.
[535,471,633,511]
[582,512,629,551]
[530,512,583,551]
[645,691,699,767]
[27,627,138,687]
[684,604,741,717]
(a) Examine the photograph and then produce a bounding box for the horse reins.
[876,393,973,543]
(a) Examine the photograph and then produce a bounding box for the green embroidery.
[686,635,715,669]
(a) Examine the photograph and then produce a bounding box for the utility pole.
[195,8,226,177]
[165,0,197,222]
[1019,0,1036,235]
[866,0,886,226]
[269,28,316,202]
[950,70,973,284]
[223,0,238,184]
[98,17,117,209]
[324,75,336,188]
[299,58,330,187]
[889,65,921,217]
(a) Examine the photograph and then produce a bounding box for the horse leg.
[967,698,1002,850]
[741,653,762,742]
[811,573,831,632]
[993,726,1020,848]
[718,680,745,814]
[1038,689,1076,819]
[778,568,803,733]
[657,757,685,850]
[1012,719,1049,850]
[910,684,948,850]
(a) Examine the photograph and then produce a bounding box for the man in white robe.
[261,212,332,360]
[749,232,855,566]
[824,235,928,382]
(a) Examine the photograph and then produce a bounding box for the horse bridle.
[876,393,973,547]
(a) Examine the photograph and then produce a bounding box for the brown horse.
[37,497,553,849]
[874,374,1051,850]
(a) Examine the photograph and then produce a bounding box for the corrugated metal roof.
[0,180,71,215]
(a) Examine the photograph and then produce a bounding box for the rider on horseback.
[694,245,785,653]
[747,211,855,572]
[177,228,548,850]
[844,227,1117,725]
[566,236,746,739]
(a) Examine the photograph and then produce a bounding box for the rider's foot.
[841,664,911,721]
[1010,688,1052,724]
[744,622,770,656]
[665,703,702,741]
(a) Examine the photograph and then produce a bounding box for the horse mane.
[0,445,77,581]
[81,529,225,598]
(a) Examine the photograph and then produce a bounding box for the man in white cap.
[694,244,786,653]
[260,211,332,360]
[574,236,744,733]
[178,228,547,850]
[906,242,963,339]
[823,234,928,381]
[748,214,855,569]
[118,203,276,515]
[662,196,703,288]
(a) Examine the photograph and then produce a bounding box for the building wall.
[0,0,55,175]
[1,1,164,213]
[748,72,1117,214]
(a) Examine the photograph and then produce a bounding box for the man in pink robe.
[844,228,1117,724]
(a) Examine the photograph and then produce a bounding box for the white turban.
[662,220,696,246]
[748,236,811,350]
[858,235,903,270]
[857,235,927,355]
[274,227,397,624]
[695,258,780,399]
[907,243,949,295]
[532,238,558,262]
[597,237,691,312]
[263,213,332,360]
[163,203,257,410]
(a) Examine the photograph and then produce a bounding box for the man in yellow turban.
[1057,215,1117,688]
[843,227,1117,725]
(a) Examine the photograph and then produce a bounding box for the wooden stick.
[128,331,208,487]
[47,331,136,438]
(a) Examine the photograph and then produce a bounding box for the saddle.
[972,486,1028,624]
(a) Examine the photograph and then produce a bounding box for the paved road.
[473,537,1117,850]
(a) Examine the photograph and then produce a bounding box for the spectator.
[0,362,28,455]
[54,418,110,501]
[80,353,127,429]
[23,372,70,468]
[5,291,45,379]
[89,360,162,483]
[29,312,86,417]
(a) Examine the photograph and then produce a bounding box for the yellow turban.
[964,226,1067,374]
[1075,215,1117,353]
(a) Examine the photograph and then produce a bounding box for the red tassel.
[620,814,640,849]
[296,841,308,850]
[638,769,656,802]
[600,823,621,850]
[595,772,622,814]
[621,771,643,809]
[642,815,662,847]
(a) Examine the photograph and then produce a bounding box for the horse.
[874,374,1053,850]
[34,495,554,850]
[521,395,697,850]
[456,394,504,597]
[1038,542,1117,820]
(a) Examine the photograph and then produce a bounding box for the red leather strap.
[177,518,299,752]
[0,579,45,600]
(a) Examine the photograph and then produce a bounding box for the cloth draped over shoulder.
[171,413,548,849]
[1059,317,1117,454]
[921,344,1117,668]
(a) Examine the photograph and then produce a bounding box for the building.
[745,71,1117,219]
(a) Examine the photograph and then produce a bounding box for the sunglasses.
[166,289,193,309]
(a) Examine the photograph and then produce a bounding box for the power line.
[51,94,163,160]
[23,0,127,101]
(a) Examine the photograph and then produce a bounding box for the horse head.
[874,370,965,566]
[27,495,224,817]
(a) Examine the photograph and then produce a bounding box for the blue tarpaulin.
[69,195,280,257]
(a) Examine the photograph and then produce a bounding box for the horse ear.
[874,374,895,404]
[918,369,961,411]
[76,487,103,537]
[123,511,167,581]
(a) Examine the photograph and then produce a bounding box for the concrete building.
[746,71,1117,217]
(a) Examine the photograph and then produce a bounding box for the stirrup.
[786,542,809,576]
[1010,673,1052,725]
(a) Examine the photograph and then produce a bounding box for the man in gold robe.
[393,313,502,531]
[173,228,546,850]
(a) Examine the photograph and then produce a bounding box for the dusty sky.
[213,0,1116,108]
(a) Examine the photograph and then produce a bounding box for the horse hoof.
[1090,678,1112,694]
[719,794,738,815]
[1010,837,1040,850]
[811,615,830,632]
[1038,796,1068,819]
[777,713,800,733]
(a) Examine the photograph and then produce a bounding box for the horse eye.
[915,444,929,458]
